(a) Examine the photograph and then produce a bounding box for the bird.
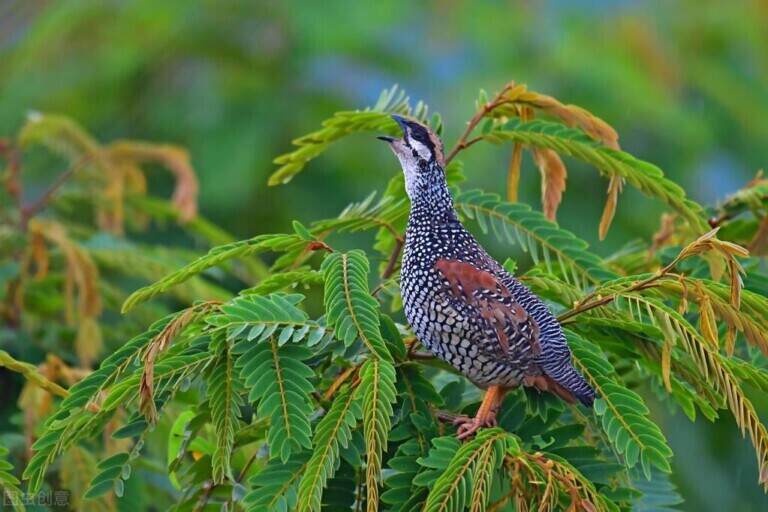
[378,114,595,439]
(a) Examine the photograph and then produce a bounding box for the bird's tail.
[543,362,596,407]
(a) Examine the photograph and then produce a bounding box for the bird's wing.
[434,258,541,358]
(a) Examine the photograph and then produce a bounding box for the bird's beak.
[390,114,409,133]
[377,114,409,144]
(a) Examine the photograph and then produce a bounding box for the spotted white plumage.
[384,115,595,410]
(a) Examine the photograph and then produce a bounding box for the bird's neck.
[407,166,457,224]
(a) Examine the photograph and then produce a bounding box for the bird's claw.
[454,412,498,440]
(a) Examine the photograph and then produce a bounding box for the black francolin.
[379,114,596,439]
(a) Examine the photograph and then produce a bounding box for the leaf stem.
[444,83,515,165]
[322,364,360,401]
[381,237,403,279]
[558,250,687,323]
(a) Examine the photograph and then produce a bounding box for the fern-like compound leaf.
[420,429,509,512]
[207,336,242,483]
[382,439,429,511]
[269,85,432,185]
[296,385,362,512]
[122,233,308,312]
[243,454,308,512]
[207,292,323,344]
[0,445,25,512]
[357,357,397,511]
[484,120,709,233]
[567,330,673,478]
[617,293,768,488]
[236,338,314,463]
[321,250,392,360]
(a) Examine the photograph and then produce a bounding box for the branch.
[20,163,80,229]
[0,138,22,211]
[322,364,360,401]
[444,83,515,165]
[557,269,669,323]
[381,237,403,279]
[0,350,69,398]
[558,228,737,322]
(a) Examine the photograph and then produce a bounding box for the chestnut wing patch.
[435,259,541,356]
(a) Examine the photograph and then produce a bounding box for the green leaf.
[84,452,131,499]
[484,119,709,233]
[0,445,25,512]
[122,233,308,312]
[382,439,429,511]
[242,269,324,296]
[207,292,322,343]
[310,192,408,240]
[296,385,362,512]
[243,454,308,512]
[631,468,684,511]
[23,312,183,493]
[207,336,241,483]
[421,429,509,512]
[616,292,768,486]
[269,85,430,185]
[321,250,391,360]
[237,339,314,463]
[567,331,673,478]
[356,357,397,510]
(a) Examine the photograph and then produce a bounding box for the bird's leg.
[455,385,506,440]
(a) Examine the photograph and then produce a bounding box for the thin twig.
[444,83,515,165]
[322,364,360,401]
[237,451,260,482]
[381,237,404,279]
[0,350,69,398]
[20,165,78,228]
[409,351,437,361]
[434,409,465,423]
[558,259,679,323]
[194,481,216,512]
[0,138,22,211]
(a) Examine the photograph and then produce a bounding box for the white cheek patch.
[409,139,431,161]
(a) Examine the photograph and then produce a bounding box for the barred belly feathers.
[380,114,595,438]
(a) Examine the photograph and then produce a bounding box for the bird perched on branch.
[379,114,595,439]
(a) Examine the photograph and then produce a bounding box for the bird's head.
[378,115,446,200]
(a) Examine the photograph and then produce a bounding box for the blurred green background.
[1,0,767,510]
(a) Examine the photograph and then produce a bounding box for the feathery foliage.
[243,455,309,512]
[0,446,25,512]
[296,385,362,512]
[357,357,397,511]
[5,82,768,511]
[483,119,710,234]
[455,189,616,288]
[421,429,509,512]
[568,331,673,477]
[208,335,241,484]
[269,85,434,185]
[121,233,308,312]
[321,250,392,359]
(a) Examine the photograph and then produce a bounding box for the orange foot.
[454,385,506,440]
